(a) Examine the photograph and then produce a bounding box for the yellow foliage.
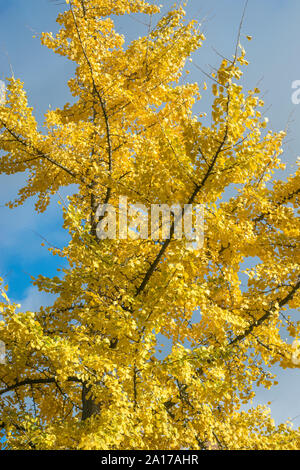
[0,0,299,450]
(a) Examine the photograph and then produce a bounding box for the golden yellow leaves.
[0,0,299,451]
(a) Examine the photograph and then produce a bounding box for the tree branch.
[0,376,81,396]
[230,278,300,346]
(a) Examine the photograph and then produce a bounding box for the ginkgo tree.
[0,0,299,450]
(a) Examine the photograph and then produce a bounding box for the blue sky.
[0,0,300,426]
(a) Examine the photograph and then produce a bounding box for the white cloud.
[15,285,56,312]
